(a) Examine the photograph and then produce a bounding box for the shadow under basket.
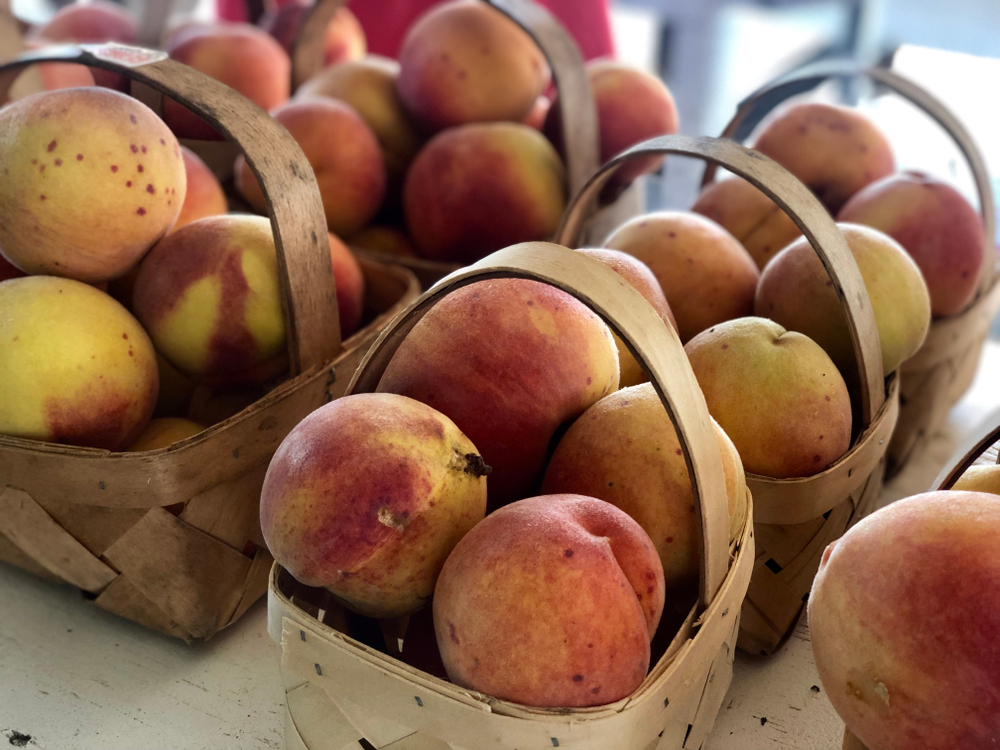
[0,258,419,641]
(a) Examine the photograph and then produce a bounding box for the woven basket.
[558,133,899,656]
[0,45,420,641]
[289,0,643,289]
[704,61,999,481]
[267,240,754,750]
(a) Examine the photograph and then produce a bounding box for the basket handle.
[0,44,341,375]
[933,405,1000,490]
[291,0,598,196]
[702,61,997,297]
[345,241,733,610]
[556,134,886,430]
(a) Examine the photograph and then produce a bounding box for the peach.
[809,491,1000,750]
[523,94,551,131]
[261,392,488,618]
[165,23,290,141]
[952,464,1000,494]
[751,102,895,214]
[434,494,664,707]
[396,0,550,133]
[127,417,204,451]
[235,98,386,238]
[328,232,364,338]
[545,60,679,196]
[295,56,423,181]
[0,276,157,450]
[603,212,760,343]
[403,122,566,264]
[685,317,852,478]
[0,88,186,283]
[132,215,286,386]
[348,226,419,259]
[152,352,197,419]
[542,384,746,592]
[259,1,365,67]
[575,247,676,388]
[377,277,619,508]
[172,146,228,232]
[837,171,986,318]
[691,176,802,271]
[755,223,931,380]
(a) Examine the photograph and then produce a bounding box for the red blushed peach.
[132,215,287,387]
[751,102,895,214]
[261,392,488,618]
[434,494,664,707]
[259,1,366,67]
[0,276,158,451]
[837,171,986,318]
[235,98,386,238]
[691,176,802,271]
[172,146,228,232]
[0,88,186,284]
[575,247,676,388]
[809,491,1000,750]
[604,212,760,343]
[545,60,679,196]
[377,277,619,509]
[396,0,550,133]
[328,232,364,338]
[165,24,290,141]
[403,122,566,264]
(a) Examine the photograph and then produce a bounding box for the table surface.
[3,342,1000,750]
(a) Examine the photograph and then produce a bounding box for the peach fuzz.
[377,277,619,509]
[838,171,987,318]
[295,56,423,181]
[0,276,157,450]
[751,102,895,214]
[542,384,746,592]
[172,146,228,232]
[603,212,759,343]
[808,491,1000,750]
[685,317,852,478]
[691,176,802,271]
[403,122,566,264]
[328,232,364,339]
[434,494,664,707]
[235,98,386,238]
[395,0,550,133]
[261,392,488,618]
[575,247,676,388]
[132,215,286,387]
[0,88,185,284]
[755,223,931,380]
[165,24,290,141]
[259,1,365,67]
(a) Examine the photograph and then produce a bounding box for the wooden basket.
[558,134,899,656]
[0,45,420,641]
[267,240,755,750]
[289,0,641,289]
[703,61,999,481]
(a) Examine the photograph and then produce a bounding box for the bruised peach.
[261,392,488,618]
[0,276,157,450]
[132,215,286,386]
[434,494,664,707]
[0,88,186,283]
[172,146,228,232]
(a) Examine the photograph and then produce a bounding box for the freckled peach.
[0,88,186,284]
[172,146,228,232]
[377,277,619,509]
[261,392,488,618]
[0,276,158,450]
[131,215,286,387]
[433,494,664,707]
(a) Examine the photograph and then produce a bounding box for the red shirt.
[217,0,615,61]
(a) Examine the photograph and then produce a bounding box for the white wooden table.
[3,342,999,750]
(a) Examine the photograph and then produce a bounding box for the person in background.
[216,0,615,61]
